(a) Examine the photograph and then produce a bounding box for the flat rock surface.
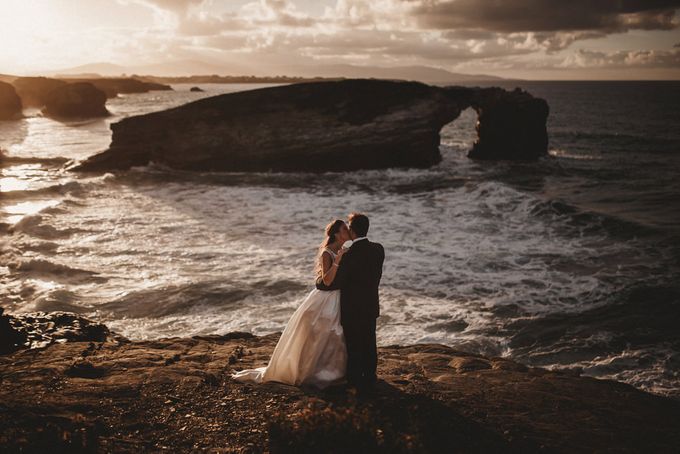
[1,330,679,453]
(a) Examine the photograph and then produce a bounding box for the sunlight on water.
[3,200,61,224]
[26,278,61,291]
[0,176,30,192]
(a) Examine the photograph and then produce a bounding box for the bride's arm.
[321,251,344,286]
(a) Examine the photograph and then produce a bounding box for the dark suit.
[316,238,385,389]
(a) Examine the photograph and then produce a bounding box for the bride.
[231,219,351,388]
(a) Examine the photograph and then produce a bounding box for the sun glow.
[0,1,60,72]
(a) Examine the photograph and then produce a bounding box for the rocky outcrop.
[11,76,67,108]
[11,76,172,109]
[42,82,109,119]
[2,311,122,349]
[0,308,26,354]
[65,77,173,98]
[0,313,679,452]
[0,81,22,120]
[70,79,549,173]
[468,87,549,160]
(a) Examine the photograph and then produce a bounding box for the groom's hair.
[348,212,369,237]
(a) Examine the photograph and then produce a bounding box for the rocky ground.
[1,312,680,453]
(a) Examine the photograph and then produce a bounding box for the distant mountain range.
[49,60,251,79]
[45,60,507,84]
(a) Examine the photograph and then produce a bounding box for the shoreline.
[1,312,680,452]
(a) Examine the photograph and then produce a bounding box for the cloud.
[50,0,680,77]
[560,47,680,68]
[176,12,249,36]
[240,0,316,27]
[414,0,680,33]
[124,0,206,14]
[412,0,680,51]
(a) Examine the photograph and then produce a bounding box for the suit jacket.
[316,239,385,327]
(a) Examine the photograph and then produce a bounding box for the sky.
[0,0,679,79]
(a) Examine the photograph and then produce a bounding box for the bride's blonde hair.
[314,219,345,278]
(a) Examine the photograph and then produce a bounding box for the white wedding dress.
[231,248,347,389]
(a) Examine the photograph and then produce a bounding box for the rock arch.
[70,79,549,173]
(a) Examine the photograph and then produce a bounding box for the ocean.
[1,81,679,398]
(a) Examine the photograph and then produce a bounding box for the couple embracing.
[232,213,385,394]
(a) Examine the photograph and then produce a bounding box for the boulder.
[42,82,109,119]
[70,79,549,173]
[12,76,67,108]
[189,86,204,92]
[0,81,22,120]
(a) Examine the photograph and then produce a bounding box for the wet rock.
[490,359,529,372]
[448,356,492,372]
[6,311,126,349]
[70,79,549,173]
[12,76,67,108]
[42,82,109,119]
[0,308,27,354]
[0,81,22,120]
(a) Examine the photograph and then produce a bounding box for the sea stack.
[0,81,22,120]
[71,79,549,173]
[12,76,67,108]
[468,87,549,161]
[64,78,173,98]
[42,82,109,119]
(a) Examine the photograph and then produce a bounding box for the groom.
[318,212,384,393]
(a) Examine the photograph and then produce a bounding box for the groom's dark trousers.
[342,316,377,387]
[317,238,384,390]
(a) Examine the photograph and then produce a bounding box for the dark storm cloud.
[414,0,680,33]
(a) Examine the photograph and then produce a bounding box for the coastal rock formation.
[70,79,549,173]
[11,76,171,108]
[1,312,679,452]
[2,311,121,350]
[12,76,67,108]
[42,82,109,119]
[0,81,22,120]
[468,87,549,161]
[65,77,173,98]
[0,308,26,354]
